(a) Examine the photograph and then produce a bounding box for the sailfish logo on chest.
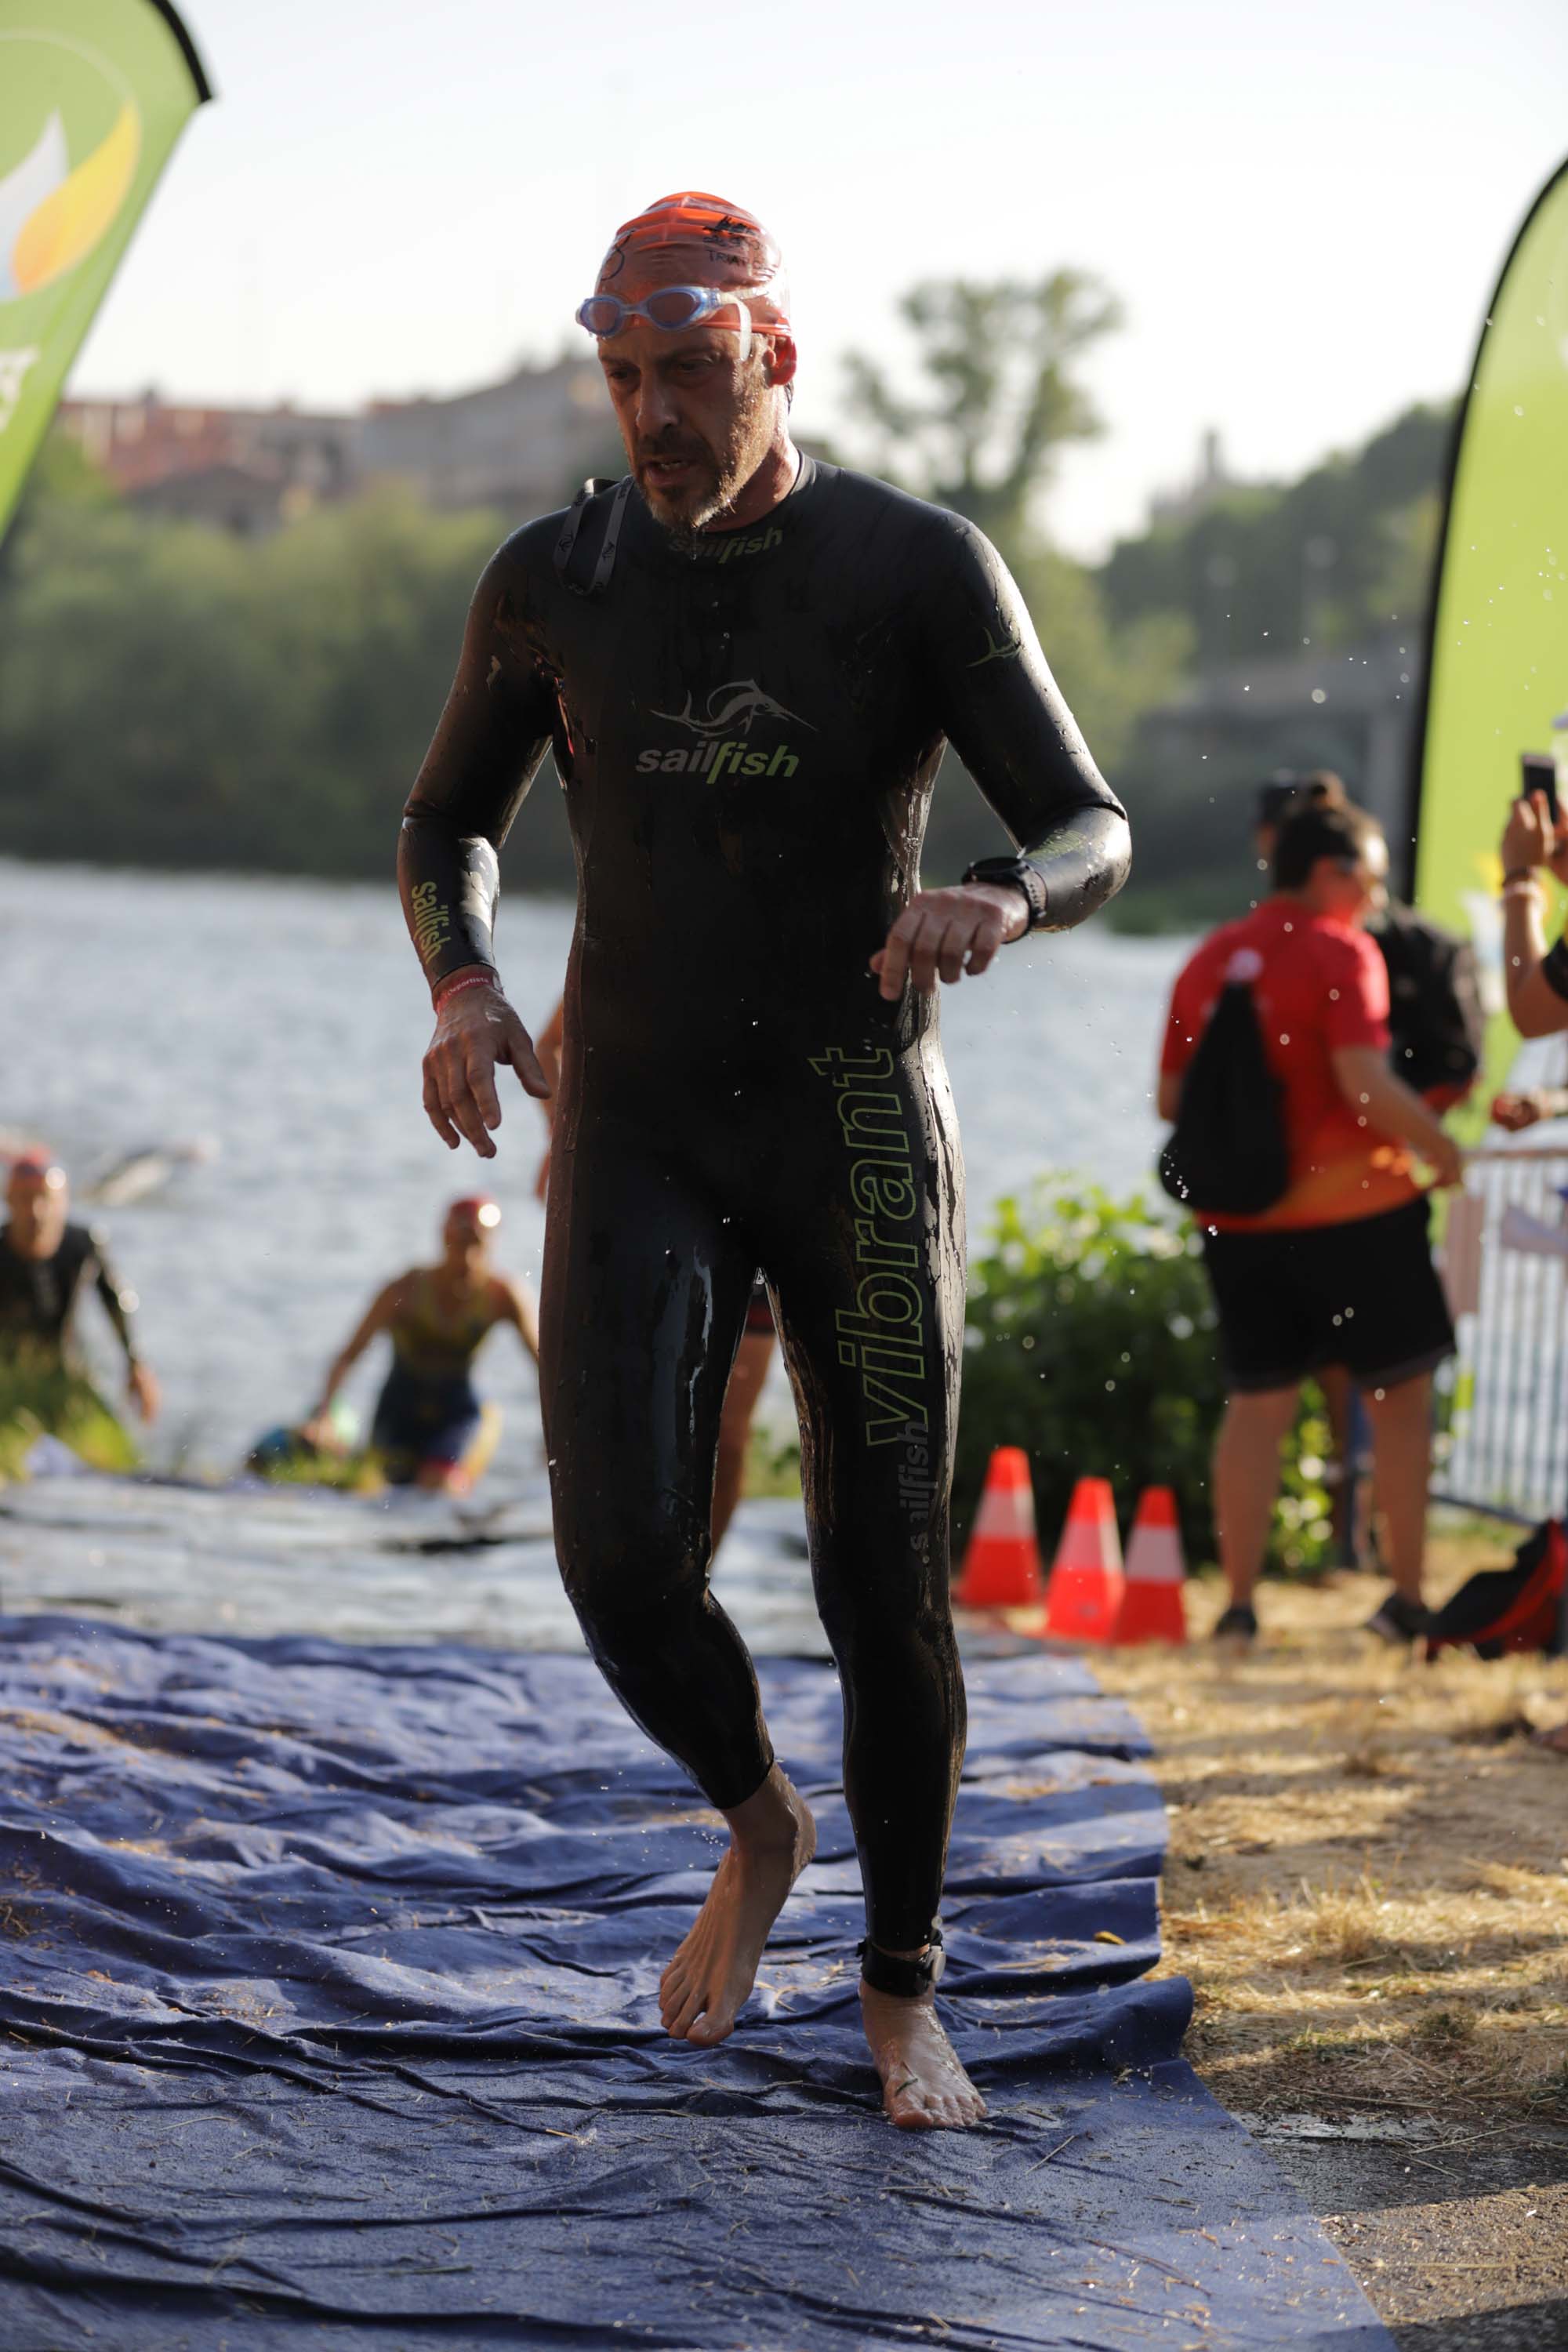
[637,677,813,779]
[650,680,816,739]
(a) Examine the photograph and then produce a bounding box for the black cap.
[1255,769,1346,829]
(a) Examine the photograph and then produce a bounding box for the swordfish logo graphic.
[652,680,816,739]
[637,677,814,779]
[969,622,1023,670]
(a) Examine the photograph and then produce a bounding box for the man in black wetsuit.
[399,192,1130,2130]
[1,1154,159,1432]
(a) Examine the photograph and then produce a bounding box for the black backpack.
[1159,961,1290,1215]
[1374,903,1484,1098]
[1425,1520,1567,1661]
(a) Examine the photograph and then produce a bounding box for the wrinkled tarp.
[0,1472,818,1650]
[0,1620,1391,2349]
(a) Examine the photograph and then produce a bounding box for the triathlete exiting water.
[0,1154,160,1457]
[303,1197,539,1493]
[400,193,1130,2129]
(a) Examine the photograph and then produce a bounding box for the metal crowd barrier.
[1435,1144,1568,1523]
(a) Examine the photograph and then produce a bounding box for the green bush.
[956,1180,1334,1573]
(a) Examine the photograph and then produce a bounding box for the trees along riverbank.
[1,279,1448,913]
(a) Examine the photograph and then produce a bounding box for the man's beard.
[637,365,775,551]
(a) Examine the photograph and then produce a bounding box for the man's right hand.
[422,978,550,1157]
[1333,1045,1464,1192]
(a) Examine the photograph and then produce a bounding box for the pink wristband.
[434,969,503,1011]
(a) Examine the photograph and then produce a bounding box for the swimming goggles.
[575,285,760,360]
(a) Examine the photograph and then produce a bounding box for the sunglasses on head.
[576,285,760,360]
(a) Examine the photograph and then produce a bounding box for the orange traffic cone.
[1043,1477,1125,1643]
[1112,1486,1188,1644]
[953,1447,1046,1606]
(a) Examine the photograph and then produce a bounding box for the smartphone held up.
[1521,750,1560,827]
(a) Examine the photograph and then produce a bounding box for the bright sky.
[70,0,1568,557]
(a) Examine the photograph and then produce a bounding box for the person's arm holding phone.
[1500,771,1568,1039]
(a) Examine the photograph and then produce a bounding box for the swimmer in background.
[0,1153,160,1464]
[533,996,775,1548]
[303,1196,538,1494]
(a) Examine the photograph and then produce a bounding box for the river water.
[0,859,1185,1642]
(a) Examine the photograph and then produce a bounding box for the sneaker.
[1212,1602,1258,1643]
[1363,1590,1432,1645]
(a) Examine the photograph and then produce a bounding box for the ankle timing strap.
[858,1928,944,1998]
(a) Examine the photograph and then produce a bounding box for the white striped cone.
[1113,1487,1187,1642]
[954,1446,1045,1606]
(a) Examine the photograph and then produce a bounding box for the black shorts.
[370,1363,483,1481]
[1201,1197,1455,1395]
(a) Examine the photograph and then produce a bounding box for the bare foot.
[860,1983,985,2130]
[659,1766,815,2047]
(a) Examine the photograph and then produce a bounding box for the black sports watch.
[961,854,1049,934]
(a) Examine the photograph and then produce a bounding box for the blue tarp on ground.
[0,1619,1391,2349]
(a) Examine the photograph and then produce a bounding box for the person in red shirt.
[1159,801,1463,1643]
[1253,772,1482,1571]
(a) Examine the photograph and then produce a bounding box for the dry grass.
[1092,1538,1568,2128]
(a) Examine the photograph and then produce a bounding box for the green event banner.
[0,0,210,536]
[1413,157,1568,1106]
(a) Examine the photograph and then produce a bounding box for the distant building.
[128,459,314,535]
[56,356,618,535]
[56,392,355,533]
[360,356,615,519]
[1138,630,1423,848]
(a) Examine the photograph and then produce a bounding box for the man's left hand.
[870,884,1029,1001]
[128,1361,160,1424]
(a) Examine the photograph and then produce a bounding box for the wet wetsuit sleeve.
[88,1230,138,1361]
[398,545,557,993]
[921,517,1130,928]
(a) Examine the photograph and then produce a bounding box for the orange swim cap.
[596,192,791,335]
[448,1195,501,1231]
[7,1151,64,1189]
